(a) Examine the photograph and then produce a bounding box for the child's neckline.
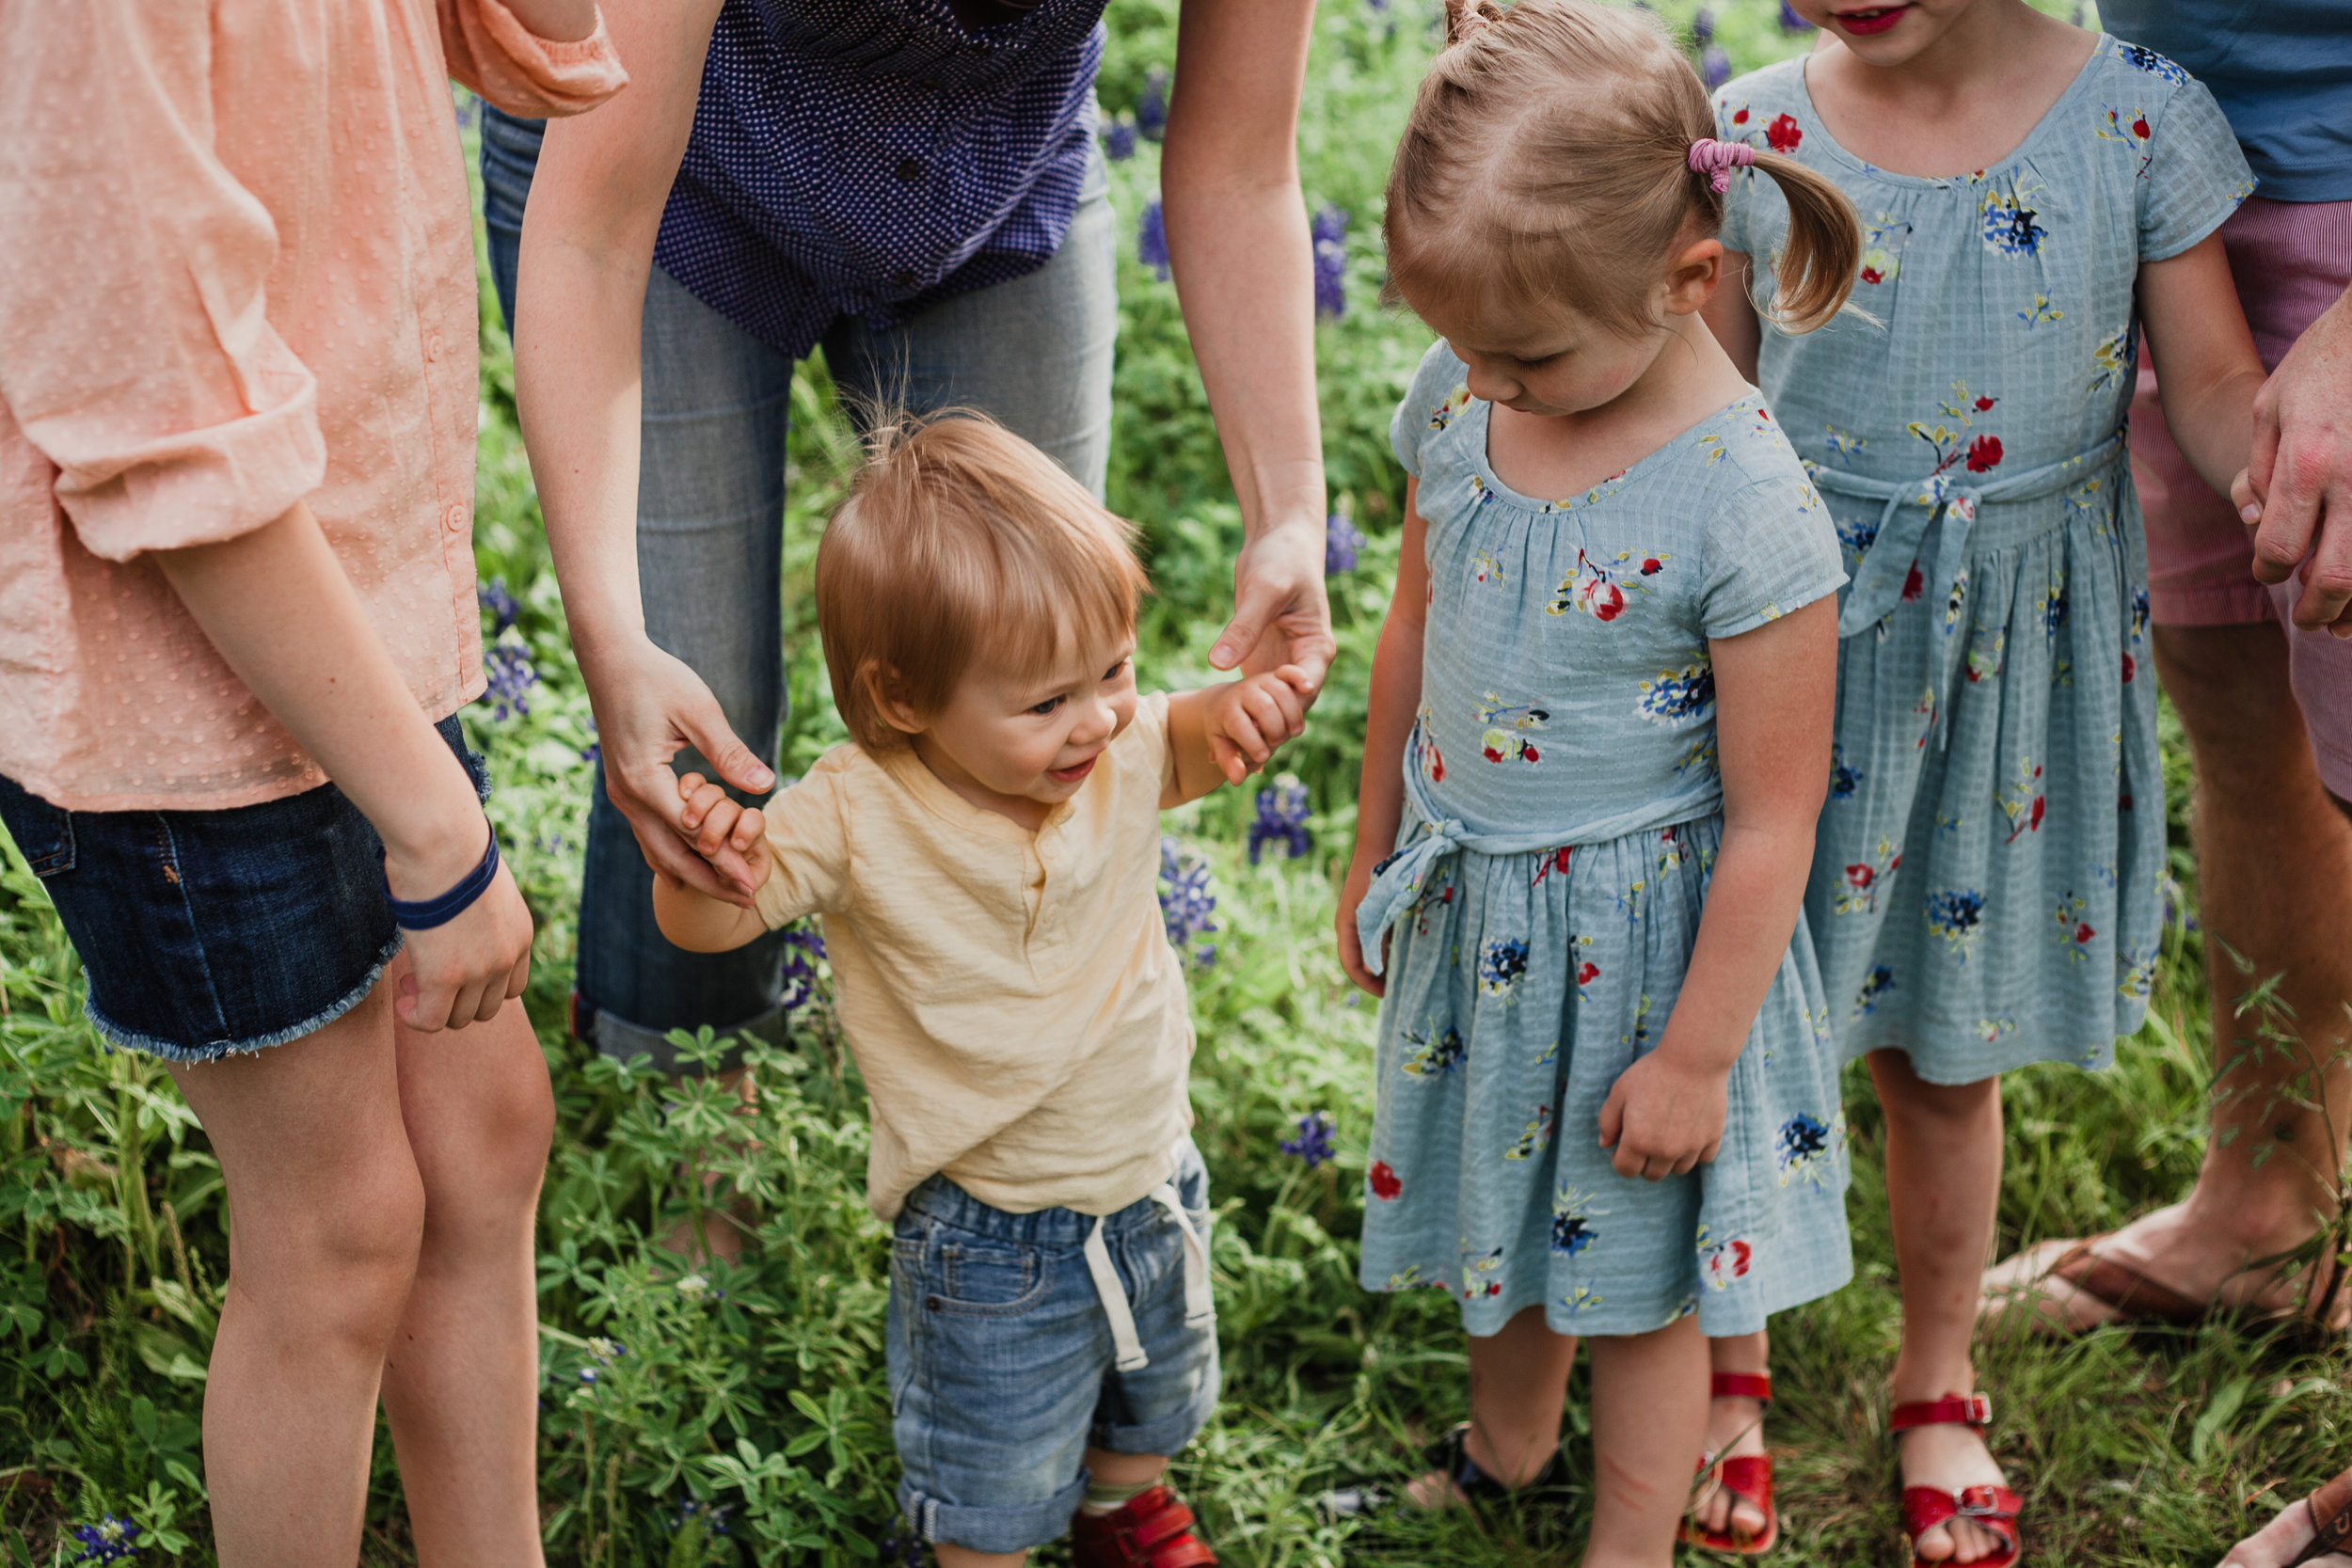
[1468,389,1764,515]
[1788,35,2109,188]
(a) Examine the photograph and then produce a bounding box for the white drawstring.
[1082,1180,1212,1371]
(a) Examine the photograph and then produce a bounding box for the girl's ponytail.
[1744,151,1863,334]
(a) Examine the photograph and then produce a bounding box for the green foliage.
[2,2,2343,1564]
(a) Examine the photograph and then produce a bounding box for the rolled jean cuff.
[900,1472,1089,1555]
[582,998,789,1074]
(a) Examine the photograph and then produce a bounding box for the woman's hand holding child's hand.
[675,772,771,897]
[1597,1050,1729,1180]
[1203,666,1315,784]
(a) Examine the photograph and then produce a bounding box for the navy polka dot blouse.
[656,0,1107,359]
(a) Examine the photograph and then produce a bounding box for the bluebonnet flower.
[72,1517,143,1564]
[1157,836,1218,967]
[1779,0,1810,28]
[1280,1111,1337,1169]
[1699,44,1731,90]
[780,925,827,1012]
[580,1368,599,1385]
[1691,6,1715,43]
[477,577,519,634]
[588,1337,627,1361]
[674,1497,736,1539]
[1326,508,1365,576]
[484,641,539,721]
[1136,66,1169,141]
[1311,203,1348,318]
[580,714,601,765]
[1137,199,1170,281]
[1249,774,1311,864]
[1101,115,1138,162]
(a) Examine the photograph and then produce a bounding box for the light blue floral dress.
[1715,39,2253,1083]
[1353,343,1854,1338]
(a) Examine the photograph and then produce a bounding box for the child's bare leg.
[1583,1314,1708,1568]
[1406,1305,1578,1506]
[378,958,558,1568]
[167,981,424,1568]
[1695,1329,1770,1537]
[1871,1048,2009,1565]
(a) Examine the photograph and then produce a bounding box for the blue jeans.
[479,108,1118,1069]
[888,1140,1219,1554]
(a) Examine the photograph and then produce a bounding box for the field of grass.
[5,2,2350,1563]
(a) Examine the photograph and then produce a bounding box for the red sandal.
[1069,1484,1217,1568]
[1891,1393,2022,1568]
[1678,1372,1779,1555]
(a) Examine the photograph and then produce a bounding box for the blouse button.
[895,157,924,182]
[444,503,468,533]
[425,331,442,362]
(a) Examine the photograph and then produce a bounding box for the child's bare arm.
[1598,596,1835,1180]
[1337,479,1432,997]
[2139,231,2266,503]
[651,773,773,954]
[1164,669,1314,806]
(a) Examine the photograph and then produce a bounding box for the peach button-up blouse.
[0,0,625,811]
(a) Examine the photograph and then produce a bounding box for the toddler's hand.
[1206,665,1314,784]
[2233,465,2265,526]
[1597,1051,1726,1180]
[675,772,770,896]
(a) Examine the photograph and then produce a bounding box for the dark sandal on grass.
[1069,1484,1217,1568]
[1678,1372,1778,1555]
[1315,1422,1569,1547]
[1892,1394,2021,1568]
[2289,1465,2352,1566]
[2032,1234,2344,1335]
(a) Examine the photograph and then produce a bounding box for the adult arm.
[1162,0,1336,689]
[1335,480,1431,998]
[2138,231,2266,507]
[2244,283,2352,633]
[1697,249,1763,385]
[1597,598,1833,1180]
[512,0,776,906]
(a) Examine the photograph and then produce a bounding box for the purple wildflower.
[580,1368,598,1384]
[1691,6,1715,43]
[1136,66,1169,142]
[1248,773,1311,864]
[1779,0,1811,28]
[71,1518,142,1564]
[1699,43,1731,89]
[1157,837,1217,967]
[477,577,519,634]
[484,641,538,721]
[1311,203,1348,318]
[1280,1111,1337,1169]
[1326,508,1365,576]
[580,714,600,765]
[780,925,827,1012]
[1138,199,1170,281]
[1101,116,1137,162]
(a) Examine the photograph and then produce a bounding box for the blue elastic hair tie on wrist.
[382,824,501,930]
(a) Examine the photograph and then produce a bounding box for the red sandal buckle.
[1890,1392,1994,1433]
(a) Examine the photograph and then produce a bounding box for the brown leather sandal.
[1998,1232,2345,1336]
[2290,1465,2352,1566]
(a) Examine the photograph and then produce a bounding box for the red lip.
[1047,756,1098,784]
[1833,5,1906,32]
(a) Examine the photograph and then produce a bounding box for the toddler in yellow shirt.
[654,415,1311,1568]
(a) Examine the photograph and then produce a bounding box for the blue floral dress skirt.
[1355,346,1856,1338]
[1715,38,2254,1083]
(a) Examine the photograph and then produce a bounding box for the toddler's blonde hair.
[1386,0,1862,336]
[816,414,1150,752]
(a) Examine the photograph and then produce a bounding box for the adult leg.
[1873,1049,2010,1565]
[1986,623,2352,1327]
[1583,1316,1708,1568]
[376,956,557,1567]
[168,982,427,1568]
[825,150,1118,498]
[1401,1307,1580,1508]
[1694,1330,1769,1538]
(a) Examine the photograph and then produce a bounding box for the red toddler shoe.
[1069,1484,1218,1568]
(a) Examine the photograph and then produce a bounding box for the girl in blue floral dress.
[1328,2,1867,1560]
[1702,1,2266,1561]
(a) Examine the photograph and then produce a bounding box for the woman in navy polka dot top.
[477,0,1331,1083]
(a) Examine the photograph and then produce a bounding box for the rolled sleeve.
[0,0,325,562]
[439,0,628,119]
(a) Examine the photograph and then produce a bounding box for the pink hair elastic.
[1687,137,1757,192]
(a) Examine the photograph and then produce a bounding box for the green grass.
[6,2,2349,1563]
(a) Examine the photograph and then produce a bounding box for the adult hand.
[584,636,775,906]
[2247,287,2352,634]
[1212,514,1337,691]
[390,834,537,1032]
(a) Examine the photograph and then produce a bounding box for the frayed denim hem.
[85,931,405,1065]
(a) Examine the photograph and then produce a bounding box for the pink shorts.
[2136,196,2352,794]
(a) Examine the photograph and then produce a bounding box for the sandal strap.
[1070,1486,1217,1568]
[1429,1424,1567,1500]
[1710,1371,1773,1403]
[2297,1465,2352,1567]
[1900,1485,2022,1568]
[1679,1452,1777,1554]
[1890,1392,1993,1433]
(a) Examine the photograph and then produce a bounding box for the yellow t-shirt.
[754,692,1195,1221]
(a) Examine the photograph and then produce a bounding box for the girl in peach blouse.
[0,3,621,1561]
